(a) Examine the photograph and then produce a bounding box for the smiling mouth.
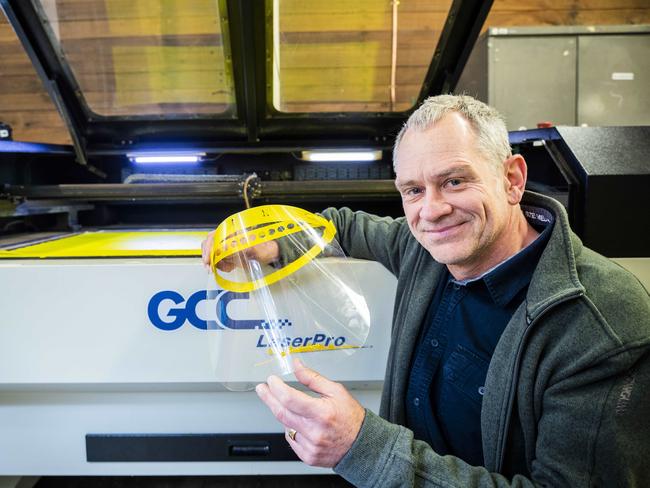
[421,222,465,236]
[422,222,464,234]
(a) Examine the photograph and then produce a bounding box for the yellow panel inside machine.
[0,230,208,258]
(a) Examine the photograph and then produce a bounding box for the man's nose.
[419,190,452,221]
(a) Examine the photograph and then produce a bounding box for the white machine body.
[0,257,397,475]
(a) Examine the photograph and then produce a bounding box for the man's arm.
[337,352,650,487]
[256,359,529,486]
[258,352,650,487]
[202,207,410,276]
[318,207,409,276]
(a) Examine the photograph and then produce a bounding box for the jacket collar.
[521,191,586,321]
[451,223,550,308]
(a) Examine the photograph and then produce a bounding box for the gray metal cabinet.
[455,25,650,129]
[578,35,650,126]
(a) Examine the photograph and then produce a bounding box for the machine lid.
[0,0,492,160]
[0,230,206,258]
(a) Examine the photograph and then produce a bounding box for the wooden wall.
[1,0,649,145]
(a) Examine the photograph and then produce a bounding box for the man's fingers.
[255,382,307,430]
[201,231,215,266]
[292,357,341,398]
[217,258,235,272]
[202,236,280,273]
[265,374,325,419]
[257,367,365,469]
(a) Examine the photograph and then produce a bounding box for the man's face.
[394,112,514,278]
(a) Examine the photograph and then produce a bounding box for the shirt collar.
[450,205,554,307]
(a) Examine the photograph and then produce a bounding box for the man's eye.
[405,188,422,196]
[445,178,462,187]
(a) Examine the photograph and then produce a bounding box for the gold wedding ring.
[287,428,297,441]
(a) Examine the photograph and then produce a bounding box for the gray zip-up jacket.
[321,192,650,487]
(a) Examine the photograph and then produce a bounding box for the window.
[34,0,236,117]
[269,0,453,113]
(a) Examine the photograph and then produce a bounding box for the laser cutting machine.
[1,0,648,480]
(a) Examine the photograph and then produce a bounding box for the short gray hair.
[393,94,512,171]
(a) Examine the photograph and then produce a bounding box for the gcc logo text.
[147,290,291,331]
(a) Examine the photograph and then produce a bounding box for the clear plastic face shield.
[206,205,371,391]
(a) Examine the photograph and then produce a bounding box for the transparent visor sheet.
[205,206,371,391]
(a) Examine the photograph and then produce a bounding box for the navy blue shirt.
[405,210,552,466]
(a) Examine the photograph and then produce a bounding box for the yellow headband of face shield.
[210,205,336,292]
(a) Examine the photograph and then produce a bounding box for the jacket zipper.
[495,290,584,472]
[386,248,426,418]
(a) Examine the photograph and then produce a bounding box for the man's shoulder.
[524,190,648,326]
[575,246,650,340]
[576,247,646,295]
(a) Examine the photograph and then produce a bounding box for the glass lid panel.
[269,0,453,113]
[32,0,235,117]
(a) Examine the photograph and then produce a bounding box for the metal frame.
[4,179,398,203]
[419,0,494,96]
[0,0,492,158]
[0,0,102,173]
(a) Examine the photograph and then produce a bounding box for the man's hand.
[200,230,216,269]
[256,358,366,467]
[201,230,280,272]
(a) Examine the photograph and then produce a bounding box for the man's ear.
[503,154,527,205]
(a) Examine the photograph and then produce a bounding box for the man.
[202,95,650,486]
